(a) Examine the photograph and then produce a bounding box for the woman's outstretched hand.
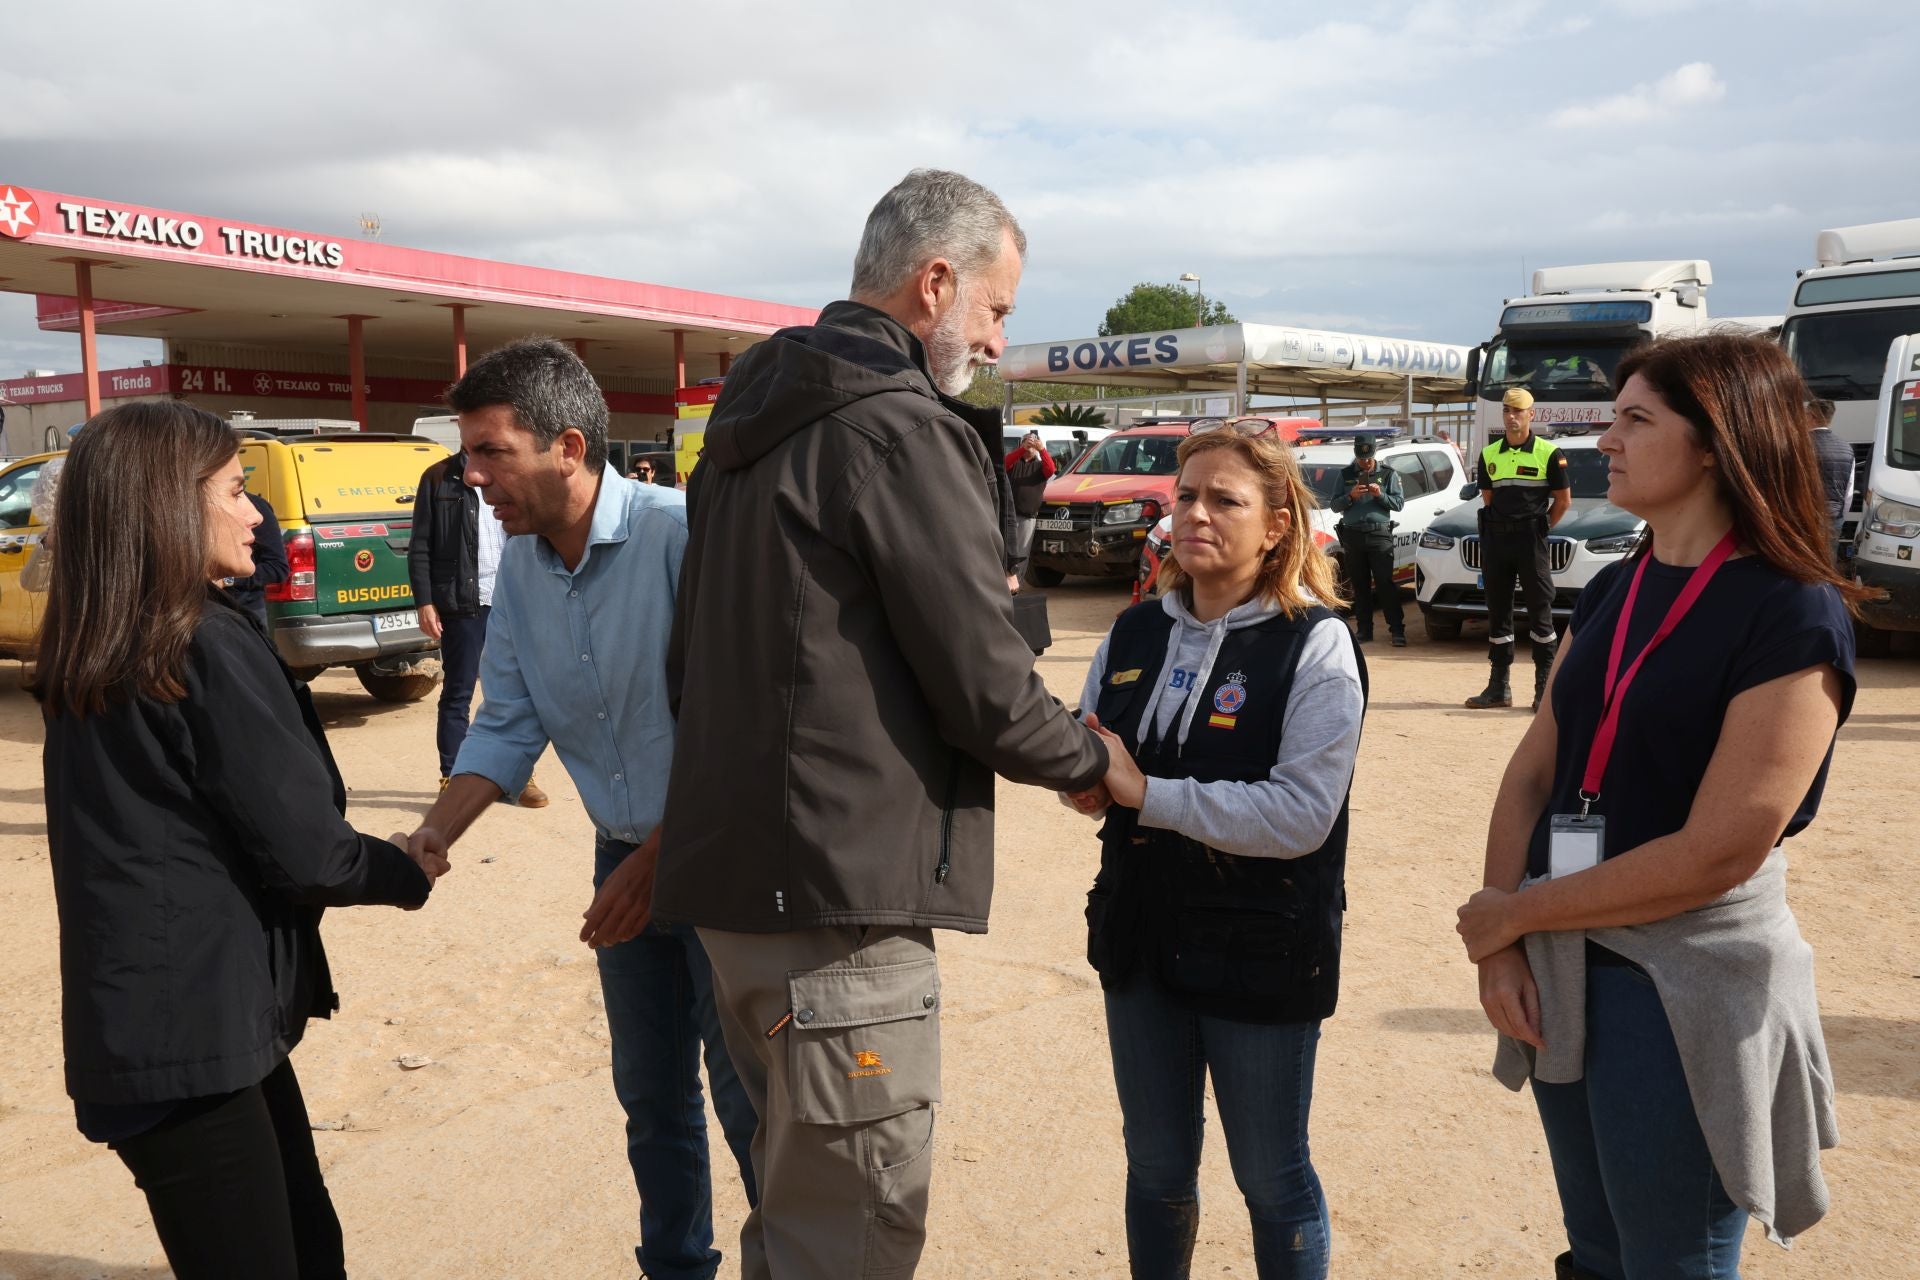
[1083,712,1147,809]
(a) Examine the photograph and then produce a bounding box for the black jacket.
[657,301,1106,935]
[407,451,482,616]
[223,492,289,626]
[44,595,430,1105]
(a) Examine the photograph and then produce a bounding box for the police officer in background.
[1465,388,1569,710]
[1331,430,1406,645]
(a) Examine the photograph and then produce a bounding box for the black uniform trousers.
[110,1057,345,1280]
[1339,526,1403,635]
[1480,522,1556,661]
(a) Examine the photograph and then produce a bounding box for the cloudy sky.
[3,0,1916,378]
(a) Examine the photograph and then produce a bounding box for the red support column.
[343,316,370,428]
[451,304,468,376]
[718,350,732,376]
[672,330,686,390]
[573,338,589,360]
[74,261,101,418]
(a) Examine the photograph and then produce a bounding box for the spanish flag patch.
[1208,713,1237,730]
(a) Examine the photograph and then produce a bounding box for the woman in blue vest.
[1457,334,1866,1279]
[1069,423,1366,1279]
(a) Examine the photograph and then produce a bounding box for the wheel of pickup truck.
[356,667,440,703]
[1025,565,1065,588]
[1420,606,1464,642]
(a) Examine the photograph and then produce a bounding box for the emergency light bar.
[1292,424,1404,443]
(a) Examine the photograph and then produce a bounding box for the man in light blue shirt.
[409,338,755,1280]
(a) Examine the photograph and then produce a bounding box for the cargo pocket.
[786,957,942,1126]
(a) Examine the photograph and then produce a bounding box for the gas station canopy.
[0,181,819,425]
[998,323,1473,410]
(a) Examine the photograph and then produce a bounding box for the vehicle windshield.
[1480,337,1633,403]
[1559,447,1612,498]
[1892,384,1920,471]
[1073,434,1182,476]
[1782,306,1920,401]
[1295,461,1351,505]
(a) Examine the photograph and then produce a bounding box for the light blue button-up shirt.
[453,473,685,843]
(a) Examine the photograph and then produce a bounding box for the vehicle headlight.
[1867,498,1920,538]
[1418,531,1454,551]
[1585,533,1642,556]
[1104,502,1145,524]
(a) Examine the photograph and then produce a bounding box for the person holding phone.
[38,402,445,1279]
[1455,334,1868,1279]
[1330,430,1405,645]
[1005,428,1057,578]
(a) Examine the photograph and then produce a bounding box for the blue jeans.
[1104,976,1329,1279]
[1532,961,1748,1280]
[594,838,759,1279]
[435,606,489,777]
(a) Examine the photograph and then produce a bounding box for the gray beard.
[925,292,978,397]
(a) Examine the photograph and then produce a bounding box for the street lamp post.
[1179,272,1204,328]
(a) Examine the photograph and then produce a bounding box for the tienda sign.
[0,182,347,268]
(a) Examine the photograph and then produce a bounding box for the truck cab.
[1781,220,1920,548]
[1852,331,1920,656]
[1470,260,1715,451]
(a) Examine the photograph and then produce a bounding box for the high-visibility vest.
[1480,434,1560,490]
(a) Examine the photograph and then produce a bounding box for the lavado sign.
[0,183,346,269]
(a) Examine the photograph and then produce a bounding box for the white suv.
[1412,432,1644,640]
[1139,426,1469,594]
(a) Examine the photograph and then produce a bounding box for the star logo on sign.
[0,186,37,239]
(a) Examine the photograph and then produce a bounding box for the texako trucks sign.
[0,183,347,268]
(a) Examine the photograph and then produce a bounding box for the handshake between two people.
[385,773,659,950]
[1060,712,1146,819]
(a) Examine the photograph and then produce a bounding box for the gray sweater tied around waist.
[1492,847,1838,1246]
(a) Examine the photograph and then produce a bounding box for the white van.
[1002,423,1112,472]
[412,413,463,452]
[1852,332,1920,656]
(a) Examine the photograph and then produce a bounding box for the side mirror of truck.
[1465,345,1484,398]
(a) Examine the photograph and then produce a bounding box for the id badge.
[1548,813,1606,879]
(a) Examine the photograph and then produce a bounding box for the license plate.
[1042,540,1068,554]
[1036,518,1074,531]
[375,609,418,634]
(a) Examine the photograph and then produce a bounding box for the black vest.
[1085,600,1365,1024]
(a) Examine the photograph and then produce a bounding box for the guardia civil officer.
[1466,388,1569,710]
[1330,430,1405,645]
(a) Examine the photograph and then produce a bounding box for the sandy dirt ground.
[2,581,1916,1279]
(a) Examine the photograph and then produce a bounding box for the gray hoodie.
[1079,591,1363,859]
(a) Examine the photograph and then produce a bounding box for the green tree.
[1098,282,1236,336]
[960,366,1145,410]
[1032,402,1108,427]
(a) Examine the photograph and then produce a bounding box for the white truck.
[1466,260,1717,452]
[1852,331,1920,656]
[1780,219,1920,548]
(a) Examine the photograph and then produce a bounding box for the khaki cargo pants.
[697,925,941,1280]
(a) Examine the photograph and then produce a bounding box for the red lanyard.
[1578,530,1738,815]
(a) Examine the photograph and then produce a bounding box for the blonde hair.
[1155,430,1348,615]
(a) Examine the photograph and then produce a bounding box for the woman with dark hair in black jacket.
[37,402,448,1280]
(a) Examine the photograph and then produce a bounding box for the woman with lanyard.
[1067,419,1365,1279]
[38,402,447,1278]
[1455,334,1868,1280]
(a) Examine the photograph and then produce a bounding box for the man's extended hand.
[394,829,450,906]
[418,602,443,642]
[1082,711,1147,810]
[1060,782,1112,817]
[581,828,659,948]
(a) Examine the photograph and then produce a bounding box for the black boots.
[1531,640,1556,711]
[1465,665,1513,708]
[1554,1251,1608,1280]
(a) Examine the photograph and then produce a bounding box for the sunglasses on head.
[1187,416,1279,439]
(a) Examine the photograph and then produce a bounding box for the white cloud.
[1550,61,1727,128]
